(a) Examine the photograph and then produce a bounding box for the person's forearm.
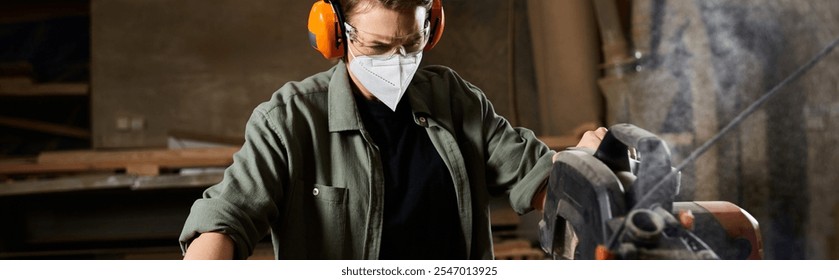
[183,232,235,260]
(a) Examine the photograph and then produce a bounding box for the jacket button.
[418,116,427,126]
[312,188,319,196]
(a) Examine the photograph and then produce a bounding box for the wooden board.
[0,116,91,139]
[538,135,581,150]
[0,77,89,96]
[538,122,599,150]
[0,173,224,197]
[492,239,546,260]
[0,147,238,176]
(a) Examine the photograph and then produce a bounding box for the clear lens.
[345,22,428,60]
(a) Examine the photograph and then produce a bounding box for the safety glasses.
[344,22,429,60]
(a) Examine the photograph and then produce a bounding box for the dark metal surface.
[539,148,626,259]
[541,124,756,260]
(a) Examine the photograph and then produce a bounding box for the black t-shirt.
[354,93,466,260]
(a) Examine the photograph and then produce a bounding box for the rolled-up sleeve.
[179,106,287,259]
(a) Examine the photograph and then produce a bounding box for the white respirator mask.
[345,31,423,111]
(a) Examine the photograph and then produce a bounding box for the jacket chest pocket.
[306,183,350,258]
[312,184,348,204]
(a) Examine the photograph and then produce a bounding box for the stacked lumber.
[493,239,548,260]
[0,62,88,96]
[490,206,548,260]
[0,147,239,177]
[537,122,599,150]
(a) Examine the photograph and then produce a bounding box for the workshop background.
[1,0,838,259]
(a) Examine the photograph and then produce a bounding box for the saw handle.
[594,124,669,171]
[593,124,678,210]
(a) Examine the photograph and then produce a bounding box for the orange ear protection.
[308,0,445,59]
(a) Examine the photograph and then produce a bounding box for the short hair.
[339,0,433,23]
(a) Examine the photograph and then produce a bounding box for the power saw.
[540,124,762,260]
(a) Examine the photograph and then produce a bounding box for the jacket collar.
[328,61,364,132]
[407,72,455,132]
[327,62,441,132]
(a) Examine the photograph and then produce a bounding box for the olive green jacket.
[179,62,555,259]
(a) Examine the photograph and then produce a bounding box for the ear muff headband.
[308,0,445,59]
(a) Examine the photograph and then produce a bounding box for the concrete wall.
[91,0,332,148]
[91,0,544,148]
[613,0,839,259]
